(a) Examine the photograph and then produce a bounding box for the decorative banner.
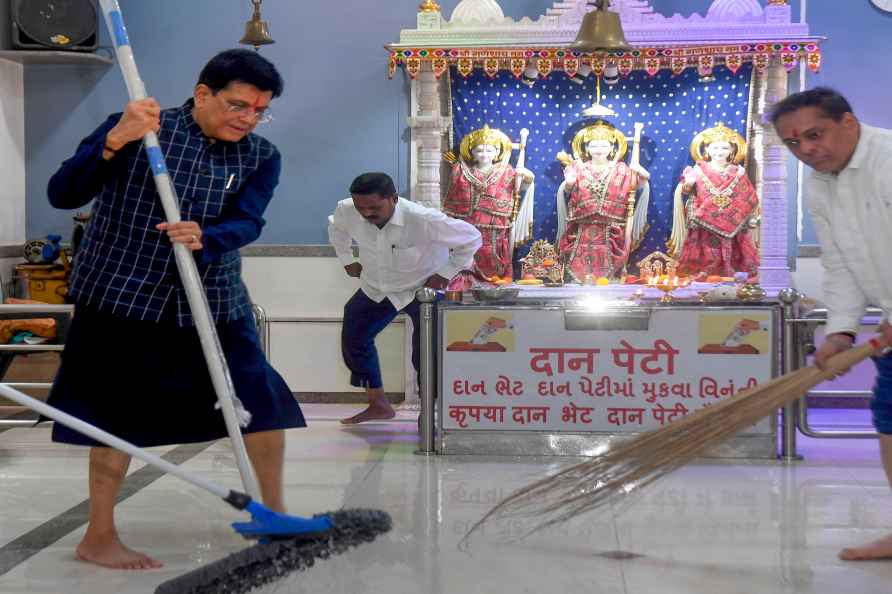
[807,51,822,72]
[388,55,397,79]
[537,58,553,78]
[440,307,775,434]
[725,54,743,74]
[484,58,500,78]
[644,57,660,77]
[618,56,634,77]
[432,57,448,79]
[753,52,770,72]
[563,57,579,79]
[457,57,474,78]
[781,51,798,71]
[510,58,526,78]
[389,43,822,78]
[698,55,715,78]
[406,57,422,79]
[591,55,606,77]
[671,56,687,76]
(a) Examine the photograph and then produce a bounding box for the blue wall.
[23,0,890,246]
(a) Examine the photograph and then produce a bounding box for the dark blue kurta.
[44,99,305,446]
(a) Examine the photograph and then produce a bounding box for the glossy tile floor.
[0,405,891,594]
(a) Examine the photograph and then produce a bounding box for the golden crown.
[580,123,618,144]
[466,125,508,149]
[690,123,747,165]
[700,123,739,145]
[459,125,513,164]
[570,121,628,162]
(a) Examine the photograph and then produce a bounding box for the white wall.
[241,257,408,395]
[0,58,25,246]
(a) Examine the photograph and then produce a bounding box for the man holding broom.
[45,49,305,570]
[772,87,892,561]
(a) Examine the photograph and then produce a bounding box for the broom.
[0,383,391,594]
[463,337,886,543]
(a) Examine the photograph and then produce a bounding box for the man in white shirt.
[328,172,482,424]
[772,87,892,561]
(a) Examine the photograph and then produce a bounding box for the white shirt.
[327,197,482,311]
[806,124,892,334]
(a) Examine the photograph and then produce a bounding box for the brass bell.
[240,0,275,49]
[570,0,631,53]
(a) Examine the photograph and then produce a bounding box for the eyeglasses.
[219,96,274,124]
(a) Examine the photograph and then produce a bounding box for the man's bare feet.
[340,400,396,425]
[839,533,892,561]
[76,535,162,570]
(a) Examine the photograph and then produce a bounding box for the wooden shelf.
[0,50,113,66]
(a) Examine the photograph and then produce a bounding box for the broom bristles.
[463,340,881,544]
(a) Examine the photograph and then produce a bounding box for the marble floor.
[0,405,890,594]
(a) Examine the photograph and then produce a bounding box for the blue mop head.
[232,501,333,540]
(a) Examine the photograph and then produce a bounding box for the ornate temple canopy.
[389,0,818,291]
[388,0,821,80]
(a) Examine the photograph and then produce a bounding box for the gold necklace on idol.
[698,164,741,210]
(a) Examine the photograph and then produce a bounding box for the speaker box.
[10,0,98,52]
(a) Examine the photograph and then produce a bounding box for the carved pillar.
[404,62,450,409]
[754,57,791,291]
[407,63,451,209]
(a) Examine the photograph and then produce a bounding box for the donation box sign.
[440,307,774,434]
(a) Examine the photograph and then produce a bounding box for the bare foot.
[76,536,162,570]
[839,533,892,561]
[340,402,396,425]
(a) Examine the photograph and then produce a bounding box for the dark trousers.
[341,289,425,390]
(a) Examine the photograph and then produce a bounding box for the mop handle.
[97,0,260,500]
[0,384,230,500]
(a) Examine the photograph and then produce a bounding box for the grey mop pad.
[155,509,392,594]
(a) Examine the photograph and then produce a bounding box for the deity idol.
[442,125,534,283]
[556,121,650,282]
[668,123,759,279]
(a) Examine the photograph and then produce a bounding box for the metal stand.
[415,287,437,456]
[779,288,804,461]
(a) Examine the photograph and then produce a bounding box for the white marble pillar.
[405,62,451,409]
[407,63,451,209]
[754,57,791,291]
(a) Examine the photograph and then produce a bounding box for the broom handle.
[820,337,886,378]
[97,0,261,501]
[0,384,231,500]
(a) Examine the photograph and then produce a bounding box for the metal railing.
[0,304,270,430]
[0,304,75,428]
[786,304,882,443]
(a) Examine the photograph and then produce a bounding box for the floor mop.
[0,383,391,594]
[464,337,887,543]
[97,0,260,500]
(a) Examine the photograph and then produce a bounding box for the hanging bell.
[570,0,631,53]
[239,0,275,49]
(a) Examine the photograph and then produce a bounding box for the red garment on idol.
[443,161,518,282]
[558,160,635,281]
[677,161,759,278]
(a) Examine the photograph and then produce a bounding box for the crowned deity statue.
[668,123,760,280]
[442,125,534,285]
[556,120,650,282]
